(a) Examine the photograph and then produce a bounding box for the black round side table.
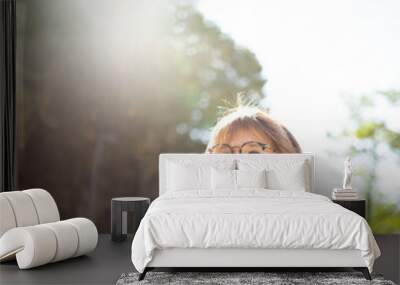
[111,197,150,242]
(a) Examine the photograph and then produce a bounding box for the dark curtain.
[0,0,17,192]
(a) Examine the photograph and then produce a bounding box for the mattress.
[131,190,380,273]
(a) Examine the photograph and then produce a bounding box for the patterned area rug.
[116,272,396,285]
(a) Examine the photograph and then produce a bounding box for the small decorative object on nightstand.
[332,199,366,218]
[332,156,359,200]
[332,157,366,217]
[111,197,150,242]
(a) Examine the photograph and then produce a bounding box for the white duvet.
[131,190,380,273]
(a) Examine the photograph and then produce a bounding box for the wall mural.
[16,0,400,233]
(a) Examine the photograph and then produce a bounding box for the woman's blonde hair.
[206,97,301,153]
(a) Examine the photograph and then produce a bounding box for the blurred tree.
[16,0,266,231]
[161,3,266,142]
[337,90,400,233]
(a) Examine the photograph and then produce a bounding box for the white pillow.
[211,168,236,190]
[236,169,267,189]
[267,167,306,191]
[211,168,268,190]
[166,162,210,191]
[238,159,309,191]
[166,159,236,192]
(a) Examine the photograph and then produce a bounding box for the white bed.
[131,154,380,280]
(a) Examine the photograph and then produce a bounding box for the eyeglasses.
[208,141,272,154]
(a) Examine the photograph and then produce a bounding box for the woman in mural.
[206,98,301,154]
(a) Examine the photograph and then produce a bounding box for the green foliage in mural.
[163,3,266,137]
[341,91,400,233]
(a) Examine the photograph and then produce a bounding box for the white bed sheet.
[131,190,380,273]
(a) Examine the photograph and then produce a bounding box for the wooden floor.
[0,234,398,284]
[0,234,133,285]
